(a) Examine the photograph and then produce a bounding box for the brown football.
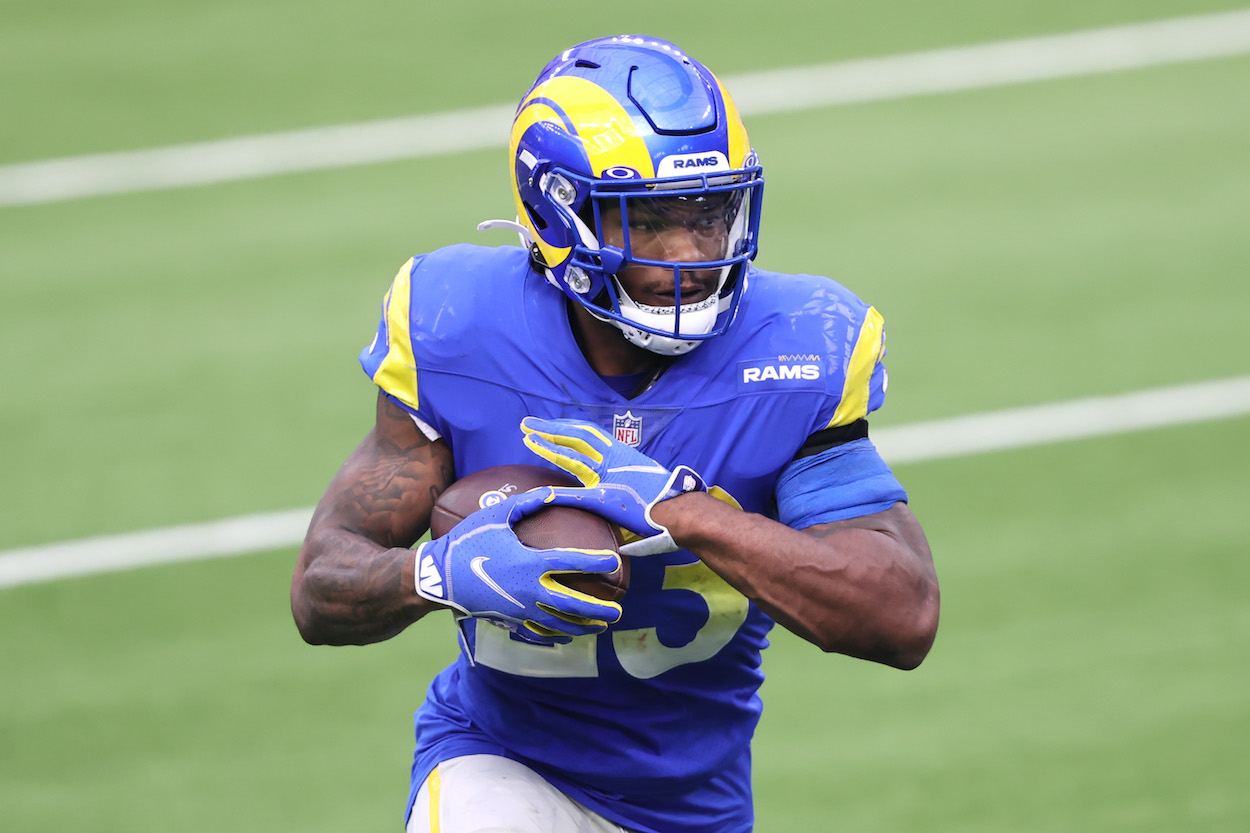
[430,464,629,602]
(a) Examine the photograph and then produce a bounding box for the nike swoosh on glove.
[520,416,706,556]
[414,486,622,643]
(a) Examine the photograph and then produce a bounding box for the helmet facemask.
[557,168,763,355]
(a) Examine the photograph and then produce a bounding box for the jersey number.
[472,560,750,679]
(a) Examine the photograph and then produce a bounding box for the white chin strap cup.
[615,286,720,356]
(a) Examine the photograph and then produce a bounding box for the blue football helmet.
[496,35,764,355]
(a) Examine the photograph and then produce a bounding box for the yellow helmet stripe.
[517,75,657,178]
[510,98,572,269]
[713,73,751,167]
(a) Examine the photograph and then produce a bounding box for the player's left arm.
[521,416,938,669]
[653,494,938,670]
[657,296,935,668]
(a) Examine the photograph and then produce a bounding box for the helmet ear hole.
[523,202,548,232]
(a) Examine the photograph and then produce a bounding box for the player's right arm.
[291,390,455,646]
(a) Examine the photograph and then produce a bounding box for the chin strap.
[612,276,723,356]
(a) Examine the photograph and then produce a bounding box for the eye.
[689,215,725,236]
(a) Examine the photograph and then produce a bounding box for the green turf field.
[2,2,1248,831]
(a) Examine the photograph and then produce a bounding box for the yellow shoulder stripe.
[828,306,885,428]
[370,257,420,410]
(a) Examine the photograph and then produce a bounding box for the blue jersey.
[360,244,906,833]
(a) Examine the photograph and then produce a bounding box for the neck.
[567,300,663,377]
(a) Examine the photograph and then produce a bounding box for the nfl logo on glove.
[612,411,643,446]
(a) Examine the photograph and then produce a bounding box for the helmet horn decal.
[502,36,765,356]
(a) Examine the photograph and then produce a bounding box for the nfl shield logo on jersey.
[612,411,643,447]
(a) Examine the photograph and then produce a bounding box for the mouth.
[650,274,717,305]
[611,261,721,308]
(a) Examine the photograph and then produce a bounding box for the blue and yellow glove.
[521,416,708,556]
[413,487,623,644]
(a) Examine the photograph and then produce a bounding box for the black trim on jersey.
[629,357,674,398]
[794,419,869,459]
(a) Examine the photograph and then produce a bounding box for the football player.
[291,35,939,833]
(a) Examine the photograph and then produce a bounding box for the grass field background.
[2,2,1248,831]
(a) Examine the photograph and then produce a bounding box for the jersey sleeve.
[776,302,902,527]
[358,255,437,425]
[774,438,906,528]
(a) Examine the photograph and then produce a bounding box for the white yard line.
[2,9,1250,207]
[0,510,314,590]
[1,376,1248,589]
[874,376,1250,464]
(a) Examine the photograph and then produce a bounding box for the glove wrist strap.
[413,542,469,615]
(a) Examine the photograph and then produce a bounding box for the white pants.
[407,755,632,833]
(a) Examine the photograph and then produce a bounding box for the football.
[430,464,629,602]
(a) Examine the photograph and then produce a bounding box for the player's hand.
[521,416,707,556]
[413,487,623,643]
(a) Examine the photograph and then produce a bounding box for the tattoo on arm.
[292,393,455,645]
